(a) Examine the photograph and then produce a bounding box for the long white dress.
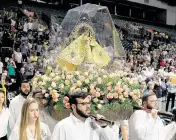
[9,122,51,140]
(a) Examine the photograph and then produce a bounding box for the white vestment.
[129,110,176,140]
[9,94,26,131]
[0,107,10,138]
[9,122,51,140]
[51,113,118,140]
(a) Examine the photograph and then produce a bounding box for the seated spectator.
[29,51,38,65]
[7,58,16,78]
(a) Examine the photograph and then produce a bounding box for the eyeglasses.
[149,100,158,103]
[77,102,91,106]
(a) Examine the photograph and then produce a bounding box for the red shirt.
[160,61,165,67]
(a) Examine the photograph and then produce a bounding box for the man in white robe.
[9,80,30,131]
[51,92,118,140]
[129,92,176,140]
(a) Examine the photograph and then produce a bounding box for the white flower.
[103,75,108,79]
[82,88,88,92]
[53,90,57,93]
[54,76,60,81]
[57,70,62,75]
[50,73,55,78]
[56,93,60,97]
[33,81,37,85]
[101,69,106,73]
[97,77,102,84]
[89,74,93,80]
[97,104,102,110]
[41,81,46,86]
[75,71,80,75]
[65,80,70,85]
[63,66,67,71]
[61,74,65,79]
[84,72,89,76]
[85,79,90,84]
[76,88,81,92]
[48,87,52,90]
[80,76,86,82]
[116,81,121,85]
[38,81,43,86]
[42,75,49,81]
[53,98,58,102]
[32,77,38,82]
[59,84,64,89]
[96,88,100,92]
[51,82,57,88]
[45,93,49,98]
[70,87,76,92]
[77,81,82,86]
[47,77,52,82]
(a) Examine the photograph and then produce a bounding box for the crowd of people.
[0,7,52,104]
[0,4,176,140]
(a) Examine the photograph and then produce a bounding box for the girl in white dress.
[0,89,10,140]
[9,98,51,140]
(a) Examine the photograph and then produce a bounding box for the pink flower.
[107,93,113,99]
[113,93,118,99]
[92,98,99,103]
[93,82,97,87]
[107,85,112,91]
[65,103,71,109]
[123,91,129,97]
[117,88,123,94]
[95,92,101,98]
[42,89,46,94]
[90,88,95,94]
[66,74,71,80]
[87,95,92,101]
[63,96,69,104]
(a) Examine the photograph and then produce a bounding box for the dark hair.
[69,92,89,106]
[32,89,42,97]
[20,80,30,87]
[142,92,156,105]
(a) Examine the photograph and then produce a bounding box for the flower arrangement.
[32,66,142,120]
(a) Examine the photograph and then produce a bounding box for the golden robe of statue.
[57,32,111,71]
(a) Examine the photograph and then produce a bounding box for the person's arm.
[12,61,16,68]
[120,120,128,140]
[121,125,128,140]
